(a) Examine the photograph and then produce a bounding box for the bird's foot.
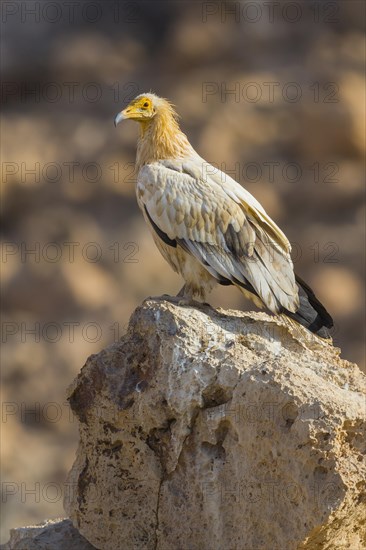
[176,296,197,307]
[175,284,212,308]
[146,294,172,301]
[175,284,193,306]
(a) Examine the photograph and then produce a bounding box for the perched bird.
[114,93,333,338]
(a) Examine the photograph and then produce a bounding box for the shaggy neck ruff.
[136,108,194,171]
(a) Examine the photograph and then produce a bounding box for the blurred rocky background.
[1,0,365,543]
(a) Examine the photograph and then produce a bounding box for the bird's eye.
[143,102,149,107]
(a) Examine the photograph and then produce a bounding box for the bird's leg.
[175,283,198,307]
[176,283,214,309]
[176,284,187,297]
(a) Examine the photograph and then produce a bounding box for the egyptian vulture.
[114,93,333,338]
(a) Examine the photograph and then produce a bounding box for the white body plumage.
[136,157,299,313]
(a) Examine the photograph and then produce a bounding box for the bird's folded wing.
[138,159,299,313]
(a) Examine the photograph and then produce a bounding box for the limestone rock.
[0,518,96,550]
[64,298,366,550]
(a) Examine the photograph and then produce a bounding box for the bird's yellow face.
[114,96,155,126]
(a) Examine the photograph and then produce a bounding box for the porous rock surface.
[64,298,366,550]
[0,518,96,549]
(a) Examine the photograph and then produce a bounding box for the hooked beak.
[114,111,126,127]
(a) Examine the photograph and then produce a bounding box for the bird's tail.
[281,275,333,339]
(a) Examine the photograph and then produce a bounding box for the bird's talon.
[177,298,196,307]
